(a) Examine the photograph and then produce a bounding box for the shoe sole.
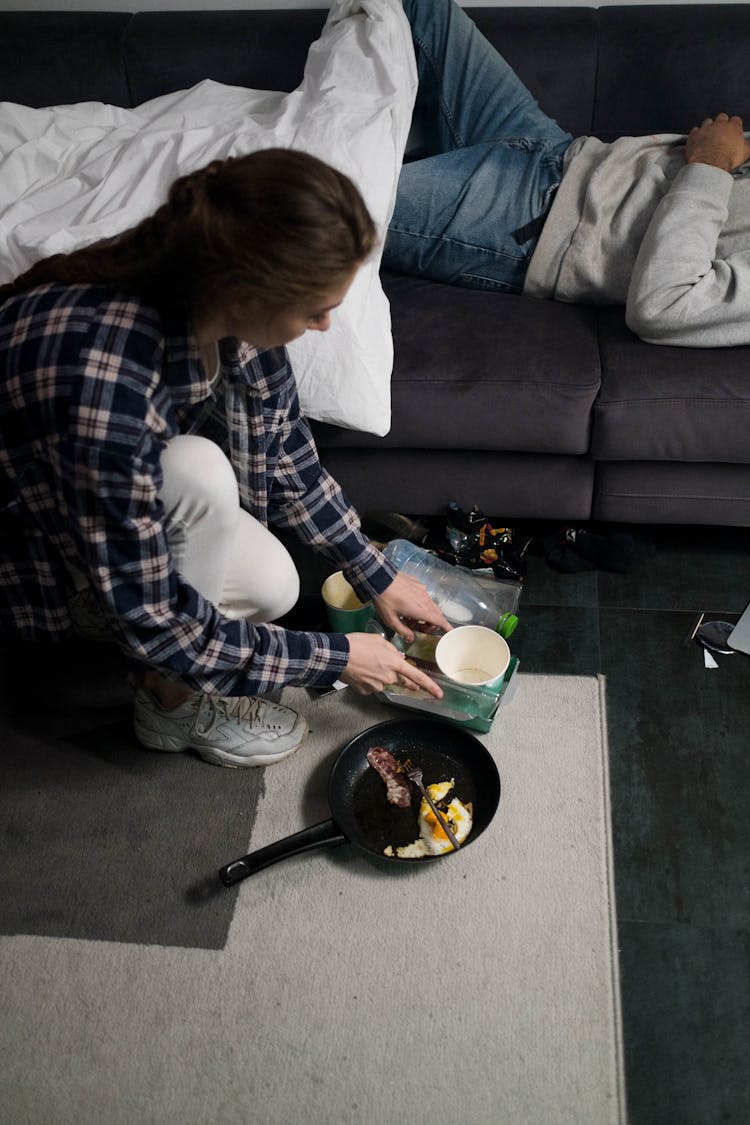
[133,714,309,768]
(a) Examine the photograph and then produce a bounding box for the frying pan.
[219,717,501,886]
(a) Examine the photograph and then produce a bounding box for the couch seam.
[121,13,136,107]
[393,377,601,388]
[597,489,749,501]
[596,399,750,407]
[590,9,602,137]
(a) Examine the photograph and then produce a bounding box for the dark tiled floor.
[448,523,750,1125]
[305,519,750,1125]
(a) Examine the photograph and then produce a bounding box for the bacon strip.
[367,746,414,808]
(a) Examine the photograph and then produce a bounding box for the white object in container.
[383,539,519,630]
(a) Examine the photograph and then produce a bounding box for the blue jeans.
[384,0,573,292]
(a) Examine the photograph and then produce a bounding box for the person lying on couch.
[0,148,449,769]
[385,0,750,346]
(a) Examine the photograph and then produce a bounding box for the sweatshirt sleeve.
[625,163,750,346]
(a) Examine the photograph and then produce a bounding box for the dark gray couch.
[3,5,749,525]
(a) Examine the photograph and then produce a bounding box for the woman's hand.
[340,632,443,699]
[373,572,452,643]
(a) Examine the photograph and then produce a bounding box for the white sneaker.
[132,687,308,768]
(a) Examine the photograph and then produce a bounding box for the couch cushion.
[125,9,326,105]
[313,273,601,456]
[319,448,595,521]
[593,310,750,463]
[0,12,132,108]
[593,462,750,526]
[594,4,750,141]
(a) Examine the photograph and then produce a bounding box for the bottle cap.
[495,613,519,639]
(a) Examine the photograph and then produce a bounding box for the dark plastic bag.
[430,502,530,582]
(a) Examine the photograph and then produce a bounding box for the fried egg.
[384,778,473,858]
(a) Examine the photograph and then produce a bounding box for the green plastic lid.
[496,613,519,639]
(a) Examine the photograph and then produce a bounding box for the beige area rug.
[0,674,625,1125]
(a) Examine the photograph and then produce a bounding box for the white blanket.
[0,0,417,435]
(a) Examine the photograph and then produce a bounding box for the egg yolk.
[423,809,450,840]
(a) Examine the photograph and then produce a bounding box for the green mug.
[321,571,376,634]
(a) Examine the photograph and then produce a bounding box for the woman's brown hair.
[0,148,378,313]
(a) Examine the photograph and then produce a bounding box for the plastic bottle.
[382,539,519,635]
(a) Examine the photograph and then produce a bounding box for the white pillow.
[0,0,417,435]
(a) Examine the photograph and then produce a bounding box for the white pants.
[159,435,300,623]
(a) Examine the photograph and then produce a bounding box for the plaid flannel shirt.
[0,284,395,695]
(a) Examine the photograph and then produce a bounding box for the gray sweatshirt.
[523,134,750,346]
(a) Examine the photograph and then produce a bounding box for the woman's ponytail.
[0,149,377,313]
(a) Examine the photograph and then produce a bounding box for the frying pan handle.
[218,819,347,886]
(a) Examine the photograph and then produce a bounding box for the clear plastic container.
[382,539,521,633]
[365,619,520,732]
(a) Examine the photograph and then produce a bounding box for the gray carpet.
[0,638,266,949]
[0,674,624,1125]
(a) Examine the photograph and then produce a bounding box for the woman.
[0,147,448,768]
